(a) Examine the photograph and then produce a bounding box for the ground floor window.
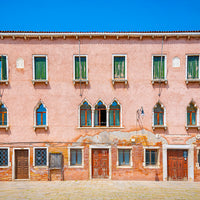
[35,148,47,166]
[70,149,82,166]
[145,149,158,166]
[0,148,8,166]
[118,149,130,166]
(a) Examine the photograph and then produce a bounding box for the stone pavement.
[0,180,200,200]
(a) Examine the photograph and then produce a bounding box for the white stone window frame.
[143,146,160,169]
[33,100,48,130]
[0,101,9,130]
[68,146,84,168]
[0,147,10,168]
[78,99,92,128]
[112,54,127,84]
[73,55,88,84]
[185,54,200,84]
[117,146,133,168]
[0,55,9,84]
[185,101,200,130]
[151,55,167,84]
[32,55,48,84]
[33,147,48,167]
[196,147,200,169]
[152,101,167,130]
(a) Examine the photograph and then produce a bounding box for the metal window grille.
[35,148,47,166]
[0,149,8,166]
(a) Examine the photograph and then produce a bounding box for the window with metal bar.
[35,148,47,166]
[0,149,8,166]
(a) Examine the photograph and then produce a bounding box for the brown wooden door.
[15,150,29,179]
[167,150,188,181]
[92,149,109,179]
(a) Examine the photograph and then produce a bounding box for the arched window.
[187,102,197,125]
[154,103,164,125]
[0,104,7,125]
[36,104,46,125]
[109,101,120,127]
[80,101,91,127]
[94,101,106,127]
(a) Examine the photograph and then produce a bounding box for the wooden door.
[92,149,109,179]
[167,150,188,181]
[15,150,29,179]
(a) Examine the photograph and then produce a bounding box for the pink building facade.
[0,31,200,181]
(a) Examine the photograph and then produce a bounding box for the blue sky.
[1,0,199,32]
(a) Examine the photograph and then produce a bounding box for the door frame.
[12,148,30,180]
[163,144,194,181]
[89,145,111,179]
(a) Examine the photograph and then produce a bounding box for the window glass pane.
[87,110,91,126]
[94,110,99,126]
[109,110,114,126]
[4,113,7,125]
[37,113,41,125]
[80,110,85,126]
[151,150,157,165]
[198,151,200,164]
[187,56,199,79]
[37,104,46,112]
[192,112,196,125]
[118,150,123,166]
[187,112,190,125]
[115,110,120,126]
[124,150,130,165]
[42,113,46,125]
[146,150,150,165]
[70,150,76,165]
[0,60,1,80]
[159,113,163,125]
[0,113,2,125]
[77,149,82,165]
[154,113,158,125]
[0,149,8,166]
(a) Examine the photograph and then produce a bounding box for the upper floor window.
[33,55,48,84]
[73,55,88,83]
[187,55,199,80]
[36,103,47,126]
[187,102,197,125]
[154,103,164,126]
[0,104,7,126]
[80,101,91,127]
[109,101,120,127]
[112,55,127,84]
[0,56,8,82]
[152,55,167,83]
[94,101,106,127]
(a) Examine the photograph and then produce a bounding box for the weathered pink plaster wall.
[0,37,199,144]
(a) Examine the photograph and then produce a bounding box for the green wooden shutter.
[187,56,199,79]
[2,56,7,80]
[35,57,46,80]
[75,57,80,79]
[153,56,165,79]
[81,57,86,79]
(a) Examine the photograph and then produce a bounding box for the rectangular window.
[187,55,199,79]
[114,56,126,79]
[74,56,87,80]
[145,149,158,166]
[35,148,47,166]
[153,56,165,80]
[118,149,130,166]
[0,149,8,166]
[34,56,47,80]
[0,56,8,81]
[70,149,82,166]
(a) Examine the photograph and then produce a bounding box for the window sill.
[73,79,89,85]
[152,125,167,130]
[33,125,48,131]
[185,125,200,130]
[33,166,48,168]
[151,79,168,84]
[0,80,9,85]
[117,165,133,169]
[68,165,84,168]
[143,163,160,169]
[112,79,128,84]
[185,79,200,84]
[0,165,9,168]
[0,125,9,131]
[32,80,49,85]
[77,127,124,129]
